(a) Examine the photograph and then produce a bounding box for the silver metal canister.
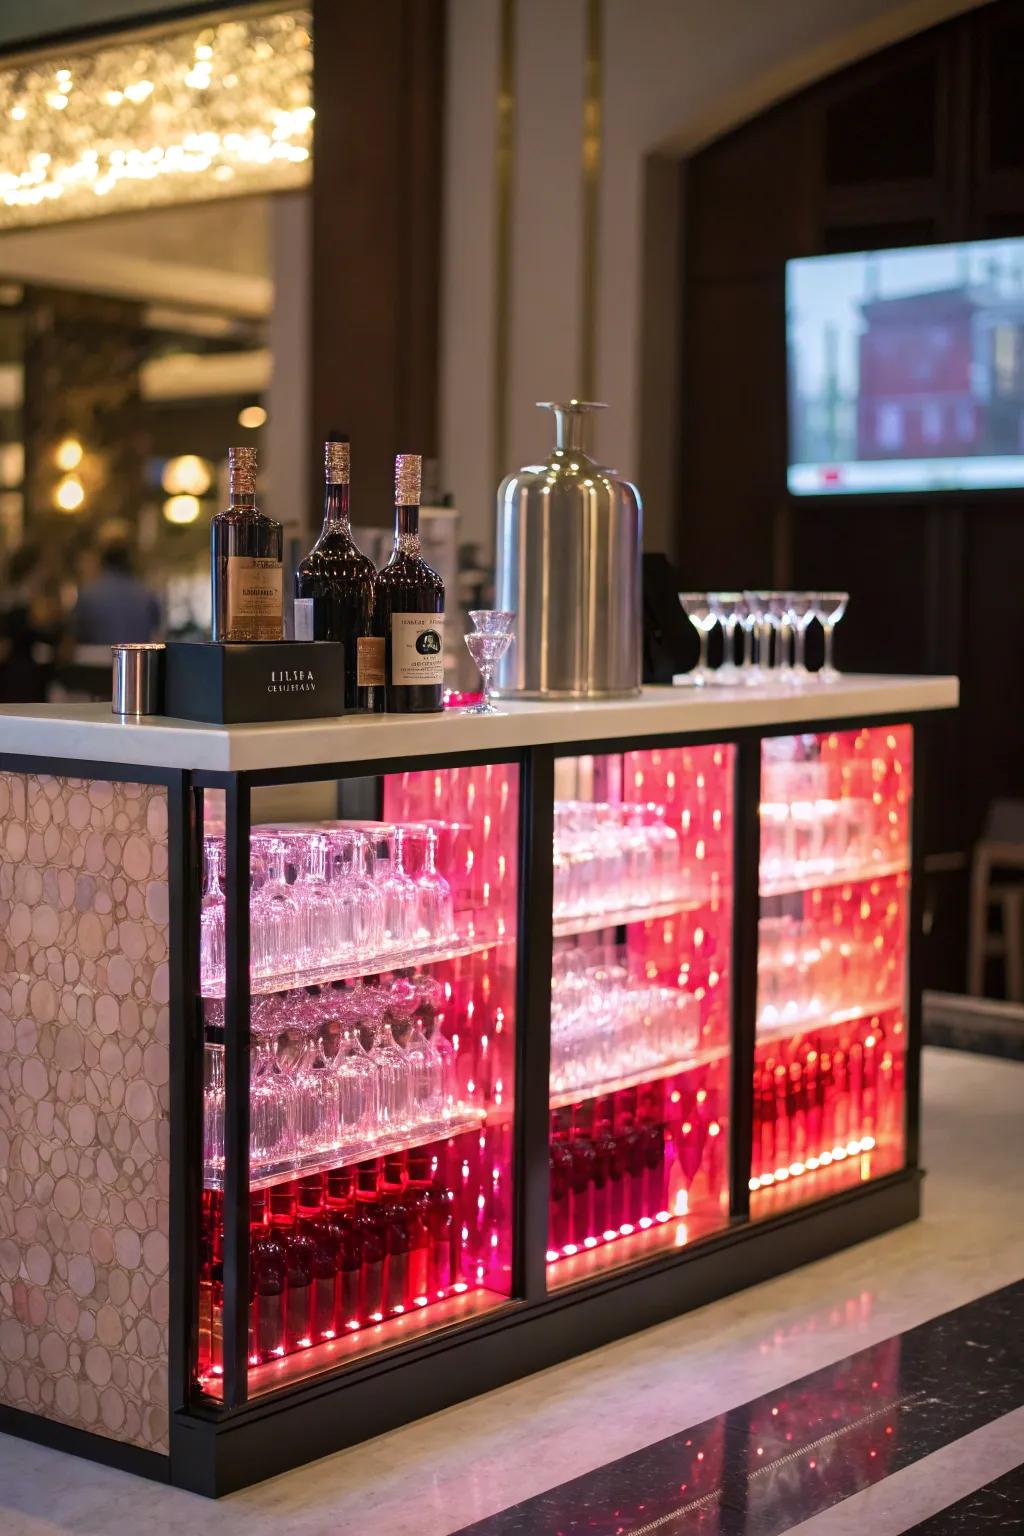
[112,643,165,716]
[493,401,642,700]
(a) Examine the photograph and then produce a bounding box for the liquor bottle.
[294,437,383,712]
[375,453,445,713]
[211,445,284,642]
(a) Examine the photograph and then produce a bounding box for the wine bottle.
[211,445,283,642]
[294,437,382,712]
[375,453,445,713]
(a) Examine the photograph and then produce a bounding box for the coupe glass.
[709,592,742,684]
[817,591,849,682]
[742,591,770,685]
[464,610,516,715]
[785,592,816,684]
[678,592,717,686]
[766,592,792,679]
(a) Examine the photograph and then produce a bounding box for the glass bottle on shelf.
[211,445,284,642]
[294,437,383,712]
[375,453,445,713]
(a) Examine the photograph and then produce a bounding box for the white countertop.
[0,675,958,774]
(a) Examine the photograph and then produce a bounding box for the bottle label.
[356,635,385,687]
[226,557,283,641]
[293,597,315,642]
[390,612,444,686]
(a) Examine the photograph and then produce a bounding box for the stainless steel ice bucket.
[493,401,642,700]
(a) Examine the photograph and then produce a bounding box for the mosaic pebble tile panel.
[0,774,170,1454]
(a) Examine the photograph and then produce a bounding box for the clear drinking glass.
[742,590,773,685]
[250,835,302,979]
[200,838,226,991]
[766,593,792,680]
[709,592,742,684]
[678,593,717,686]
[374,826,419,953]
[785,592,816,684]
[328,828,384,961]
[400,825,455,943]
[817,591,849,682]
[464,610,516,715]
[291,831,340,971]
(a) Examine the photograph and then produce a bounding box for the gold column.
[580,0,603,399]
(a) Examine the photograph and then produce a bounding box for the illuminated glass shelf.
[759,856,908,899]
[756,996,904,1044]
[203,1106,485,1192]
[201,929,511,999]
[549,1042,730,1109]
[552,894,707,939]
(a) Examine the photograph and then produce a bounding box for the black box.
[163,641,345,724]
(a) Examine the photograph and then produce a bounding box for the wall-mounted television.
[787,237,1024,495]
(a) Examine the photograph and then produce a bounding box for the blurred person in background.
[0,542,65,702]
[73,537,161,644]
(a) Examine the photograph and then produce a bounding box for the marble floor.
[0,1046,1021,1535]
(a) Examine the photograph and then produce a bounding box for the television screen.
[787,237,1024,495]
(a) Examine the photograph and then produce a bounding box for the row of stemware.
[203,976,465,1180]
[553,800,698,921]
[679,591,849,687]
[201,822,456,990]
[550,944,700,1096]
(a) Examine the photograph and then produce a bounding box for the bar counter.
[0,675,957,1493]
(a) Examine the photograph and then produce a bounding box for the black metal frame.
[0,707,943,1495]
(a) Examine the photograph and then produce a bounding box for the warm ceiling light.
[161,453,212,496]
[163,493,201,525]
[0,10,311,230]
[54,436,83,471]
[54,475,84,511]
[237,404,267,429]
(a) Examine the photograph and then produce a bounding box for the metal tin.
[112,643,165,716]
[493,401,642,700]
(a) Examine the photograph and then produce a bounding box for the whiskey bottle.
[294,437,382,712]
[375,453,445,713]
[211,445,283,642]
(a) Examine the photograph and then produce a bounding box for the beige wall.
[441,0,989,552]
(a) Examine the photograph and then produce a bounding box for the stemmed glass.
[709,592,742,684]
[742,591,770,686]
[817,591,849,683]
[767,592,792,680]
[291,831,339,969]
[250,835,301,979]
[785,592,816,684]
[200,839,226,991]
[464,610,516,715]
[401,825,455,943]
[678,593,717,686]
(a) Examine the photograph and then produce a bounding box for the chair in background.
[968,799,1024,1001]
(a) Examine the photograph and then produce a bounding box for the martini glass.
[817,591,849,682]
[709,592,742,684]
[678,593,717,686]
[785,592,816,684]
[464,610,516,715]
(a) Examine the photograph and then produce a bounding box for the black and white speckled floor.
[451,1281,1024,1535]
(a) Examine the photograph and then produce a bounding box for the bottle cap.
[228,445,257,493]
[325,438,350,485]
[394,453,421,506]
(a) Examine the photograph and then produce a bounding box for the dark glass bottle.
[211,445,283,642]
[375,453,445,713]
[294,437,382,712]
